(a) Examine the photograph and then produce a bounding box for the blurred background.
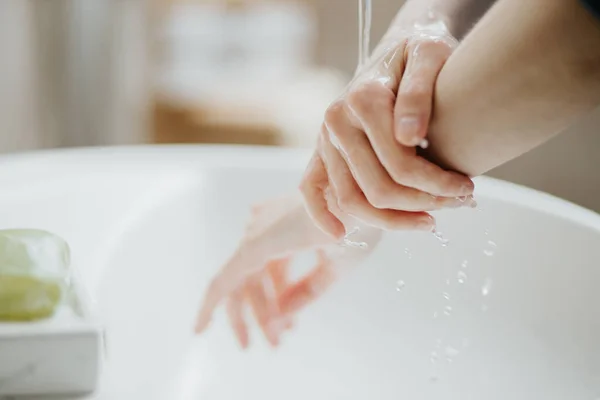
[1,0,599,210]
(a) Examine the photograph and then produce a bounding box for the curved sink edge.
[0,144,597,232]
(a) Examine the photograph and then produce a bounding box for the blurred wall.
[0,0,151,152]
[312,0,600,212]
[0,1,43,152]
[1,0,599,211]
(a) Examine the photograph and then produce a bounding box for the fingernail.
[397,116,421,145]
[418,216,436,231]
[459,182,475,196]
[445,197,466,209]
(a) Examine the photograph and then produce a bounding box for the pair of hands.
[195,22,475,348]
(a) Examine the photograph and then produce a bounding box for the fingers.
[325,101,470,209]
[195,274,228,334]
[278,250,335,315]
[394,39,455,147]
[246,277,281,347]
[267,257,291,297]
[226,289,249,349]
[267,257,293,329]
[320,125,435,231]
[345,38,473,198]
[343,80,473,198]
[299,152,346,240]
[194,249,254,334]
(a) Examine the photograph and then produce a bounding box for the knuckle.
[364,185,392,209]
[335,191,358,214]
[400,78,431,97]
[409,36,451,55]
[347,82,391,115]
[323,100,346,129]
[388,165,409,185]
[298,171,314,195]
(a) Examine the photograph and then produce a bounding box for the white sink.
[0,145,598,399]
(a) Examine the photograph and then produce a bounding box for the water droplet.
[461,260,468,269]
[419,138,429,149]
[484,229,489,236]
[483,240,497,256]
[457,270,468,284]
[430,351,439,364]
[442,292,451,300]
[481,278,493,296]
[432,229,450,247]
[396,280,406,292]
[342,226,369,249]
[404,248,412,259]
[433,311,439,319]
[445,346,460,358]
[443,305,452,316]
[445,346,459,363]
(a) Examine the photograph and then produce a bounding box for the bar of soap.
[0,229,70,322]
[0,274,62,321]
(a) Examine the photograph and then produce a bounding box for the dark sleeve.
[581,0,600,20]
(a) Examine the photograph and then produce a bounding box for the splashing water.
[481,278,493,297]
[396,279,406,292]
[457,270,468,284]
[342,226,369,249]
[483,240,497,256]
[445,346,460,363]
[430,351,439,364]
[432,229,450,247]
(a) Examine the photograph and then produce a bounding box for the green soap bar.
[0,274,62,321]
[0,229,70,322]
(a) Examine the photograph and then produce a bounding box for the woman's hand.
[194,193,381,348]
[300,19,476,240]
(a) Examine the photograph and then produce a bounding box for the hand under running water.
[195,7,478,349]
[195,193,381,348]
[300,13,476,240]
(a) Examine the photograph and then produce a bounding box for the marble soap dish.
[0,272,104,397]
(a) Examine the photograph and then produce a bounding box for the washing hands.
[195,4,476,347]
[301,10,476,240]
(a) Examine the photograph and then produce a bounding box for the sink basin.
[0,145,598,399]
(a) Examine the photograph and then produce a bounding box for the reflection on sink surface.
[0,146,598,399]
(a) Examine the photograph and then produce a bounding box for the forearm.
[425,0,600,177]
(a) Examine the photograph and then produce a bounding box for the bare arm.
[425,0,600,177]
